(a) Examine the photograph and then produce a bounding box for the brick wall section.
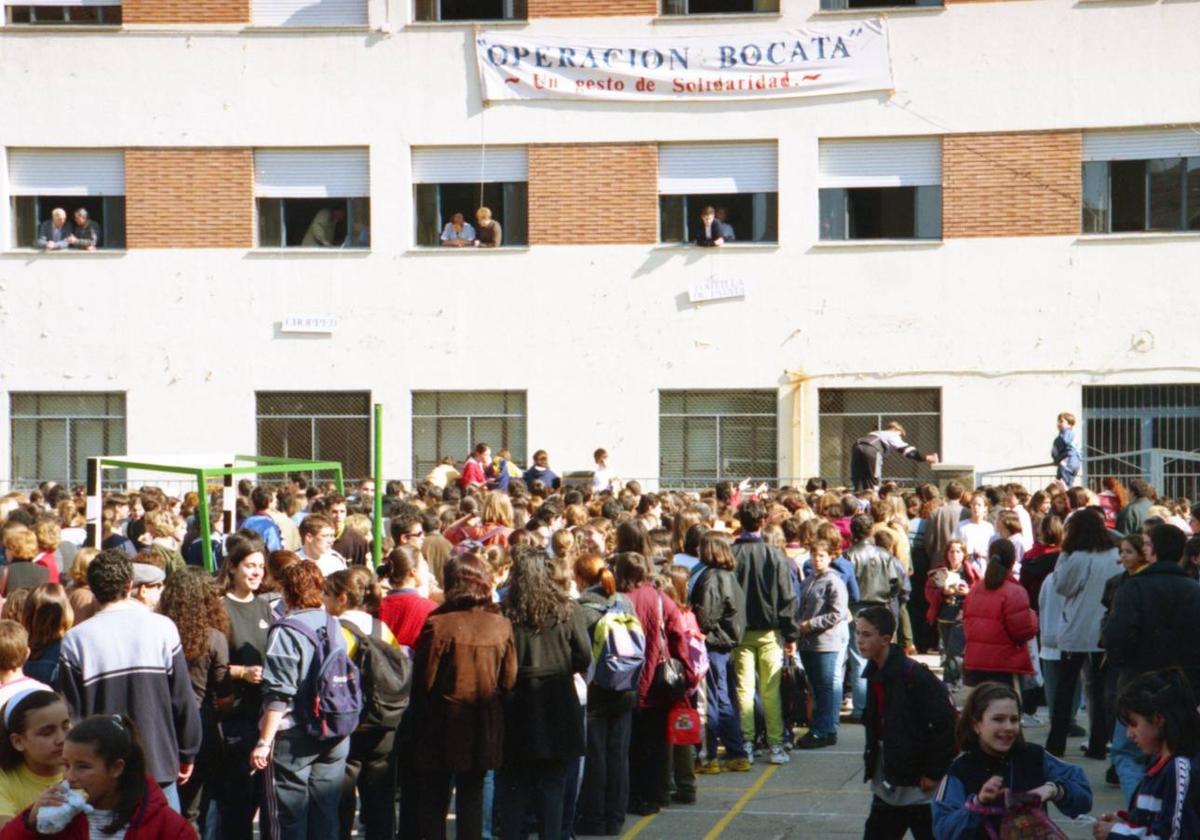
[528,0,657,17]
[528,144,659,244]
[125,150,255,249]
[124,0,249,23]
[943,131,1081,238]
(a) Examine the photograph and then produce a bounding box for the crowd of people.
[0,433,1199,839]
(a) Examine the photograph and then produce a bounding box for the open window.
[252,0,366,25]
[414,0,525,21]
[819,0,940,10]
[660,0,777,15]
[1082,129,1200,234]
[412,147,528,248]
[658,143,778,245]
[6,1,121,24]
[7,150,125,250]
[254,148,370,248]
[818,137,942,241]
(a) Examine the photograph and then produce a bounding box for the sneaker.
[697,759,722,775]
[769,745,791,765]
[1021,714,1042,727]
[796,731,838,750]
[723,756,753,772]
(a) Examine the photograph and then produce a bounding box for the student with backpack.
[323,568,410,840]
[855,606,956,838]
[573,553,642,837]
[689,532,747,774]
[252,561,360,840]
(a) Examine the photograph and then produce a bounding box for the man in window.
[37,207,72,251]
[695,205,734,247]
[440,211,475,247]
[70,207,101,250]
[300,205,345,247]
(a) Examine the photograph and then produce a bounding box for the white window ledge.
[0,24,120,33]
[403,19,527,29]
[652,242,779,251]
[406,246,530,255]
[1074,232,1200,244]
[811,5,944,16]
[243,25,371,34]
[653,12,782,24]
[809,239,943,250]
[3,248,126,257]
[246,247,372,256]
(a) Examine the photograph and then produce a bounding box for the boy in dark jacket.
[857,606,956,840]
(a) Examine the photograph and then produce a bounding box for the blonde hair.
[345,513,372,539]
[70,547,100,587]
[144,509,177,539]
[475,206,493,222]
[3,529,37,563]
[33,518,60,552]
[481,492,514,527]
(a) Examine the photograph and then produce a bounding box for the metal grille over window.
[412,392,527,481]
[256,392,371,482]
[818,388,940,485]
[10,393,126,488]
[659,391,777,488]
[1082,384,1200,499]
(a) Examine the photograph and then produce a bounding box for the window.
[658,143,778,244]
[819,0,939,9]
[659,391,777,486]
[818,137,942,240]
[10,393,126,486]
[252,0,366,25]
[414,0,525,21]
[660,0,776,15]
[412,392,526,479]
[6,2,121,24]
[1082,385,1200,499]
[1082,129,1200,234]
[254,149,370,248]
[256,392,371,481]
[7,150,125,249]
[412,147,528,248]
[818,388,940,483]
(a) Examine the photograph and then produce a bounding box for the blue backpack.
[276,614,363,740]
[590,601,647,693]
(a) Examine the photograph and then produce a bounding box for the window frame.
[254,196,371,249]
[412,181,528,249]
[411,391,527,480]
[9,392,126,487]
[818,185,942,241]
[657,192,779,245]
[1082,156,1200,235]
[659,0,777,15]
[658,390,778,487]
[413,0,526,23]
[817,0,941,10]
[817,387,941,483]
[10,194,126,251]
[5,4,122,25]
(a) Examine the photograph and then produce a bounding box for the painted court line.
[701,764,780,840]
[618,811,659,840]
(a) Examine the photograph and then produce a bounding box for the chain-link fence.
[255,391,372,484]
[658,390,778,487]
[411,391,527,481]
[817,387,941,485]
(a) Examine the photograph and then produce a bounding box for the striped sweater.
[58,600,202,785]
[1112,753,1200,840]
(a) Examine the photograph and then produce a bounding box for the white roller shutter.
[252,0,367,26]
[7,150,125,196]
[658,143,778,194]
[411,147,528,184]
[818,137,942,188]
[254,148,369,197]
[1083,128,1200,162]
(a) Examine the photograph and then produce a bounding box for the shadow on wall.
[633,246,712,278]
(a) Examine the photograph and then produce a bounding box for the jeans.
[161,782,180,814]
[704,650,747,760]
[338,727,395,840]
[496,761,569,840]
[937,622,964,687]
[734,629,784,747]
[1111,719,1147,802]
[263,731,350,840]
[1047,651,1107,757]
[800,650,840,739]
[863,797,934,840]
[845,621,868,719]
[575,707,632,834]
[481,770,495,839]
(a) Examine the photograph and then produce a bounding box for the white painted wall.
[0,0,1198,485]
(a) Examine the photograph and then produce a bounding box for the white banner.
[476,21,891,103]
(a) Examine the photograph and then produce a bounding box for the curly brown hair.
[159,567,230,663]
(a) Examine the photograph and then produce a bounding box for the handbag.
[965,791,1069,840]
[650,592,687,700]
[666,700,702,745]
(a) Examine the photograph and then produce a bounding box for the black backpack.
[339,618,412,730]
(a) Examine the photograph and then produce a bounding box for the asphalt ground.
[616,663,1125,840]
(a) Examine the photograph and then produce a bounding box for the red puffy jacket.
[962,576,1038,675]
[0,776,195,840]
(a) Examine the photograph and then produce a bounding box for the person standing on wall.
[850,422,939,492]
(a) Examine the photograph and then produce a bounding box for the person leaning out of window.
[474,207,502,248]
[695,205,734,247]
[440,212,475,247]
